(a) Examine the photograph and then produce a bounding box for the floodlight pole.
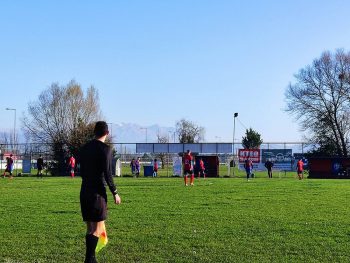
[167,131,173,177]
[5,108,16,147]
[233,113,238,176]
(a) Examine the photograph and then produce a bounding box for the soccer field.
[0,177,349,263]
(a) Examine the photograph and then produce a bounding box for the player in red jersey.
[69,155,76,178]
[297,159,304,180]
[183,150,194,186]
[198,158,206,179]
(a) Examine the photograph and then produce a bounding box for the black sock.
[85,234,98,263]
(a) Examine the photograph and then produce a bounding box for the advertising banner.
[3,153,18,160]
[261,149,293,163]
[173,156,182,176]
[238,149,260,163]
[22,159,31,174]
[262,149,293,171]
[115,159,121,177]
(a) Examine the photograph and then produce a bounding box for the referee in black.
[80,121,121,263]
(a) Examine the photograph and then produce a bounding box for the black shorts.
[80,189,107,222]
[184,169,193,176]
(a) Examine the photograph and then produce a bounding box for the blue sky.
[1,0,350,143]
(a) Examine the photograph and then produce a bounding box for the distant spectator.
[37,155,44,178]
[135,157,141,177]
[153,159,158,177]
[130,158,136,176]
[3,154,14,179]
[264,159,274,178]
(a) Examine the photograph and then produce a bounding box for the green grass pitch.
[0,175,349,262]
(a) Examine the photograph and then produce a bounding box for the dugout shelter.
[136,143,231,177]
[194,155,219,177]
[308,157,350,179]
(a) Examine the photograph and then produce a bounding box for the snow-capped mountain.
[110,123,176,143]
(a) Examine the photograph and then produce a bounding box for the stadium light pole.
[5,108,16,147]
[140,127,148,143]
[233,113,238,176]
[167,130,173,177]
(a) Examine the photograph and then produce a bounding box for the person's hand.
[114,194,121,205]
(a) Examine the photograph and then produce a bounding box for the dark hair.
[94,121,109,137]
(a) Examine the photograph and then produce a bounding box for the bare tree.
[0,131,18,151]
[175,119,205,143]
[285,49,350,156]
[22,80,102,174]
[0,131,11,145]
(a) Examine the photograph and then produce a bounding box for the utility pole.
[233,113,238,176]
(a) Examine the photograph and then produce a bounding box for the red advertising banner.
[238,149,260,163]
[3,153,18,160]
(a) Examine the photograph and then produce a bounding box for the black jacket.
[79,139,117,196]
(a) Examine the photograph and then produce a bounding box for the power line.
[236,117,248,130]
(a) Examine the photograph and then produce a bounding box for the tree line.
[3,48,348,175]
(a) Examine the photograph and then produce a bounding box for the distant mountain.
[110,123,176,143]
[1,123,176,144]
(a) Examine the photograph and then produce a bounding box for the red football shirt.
[184,154,192,170]
[199,159,205,170]
[297,160,303,171]
[69,157,76,168]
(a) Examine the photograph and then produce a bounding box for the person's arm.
[104,147,121,204]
